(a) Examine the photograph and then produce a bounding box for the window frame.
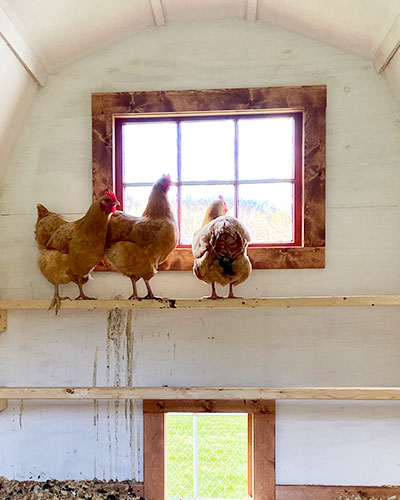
[115,111,303,248]
[142,399,276,500]
[92,85,326,270]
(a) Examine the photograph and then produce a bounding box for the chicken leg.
[203,282,223,300]
[75,279,96,300]
[128,278,138,300]
[48,284,71,315]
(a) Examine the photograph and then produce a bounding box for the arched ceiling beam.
[150,0,166,27]
[0,6,47,86]
[246,0,258,22]
[375,15,400,73]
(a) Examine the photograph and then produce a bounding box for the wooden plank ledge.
[0,399,7,412]
[0,295,400,311]
[2,386,400,400]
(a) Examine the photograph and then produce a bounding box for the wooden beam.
[143,399,275,414]
[143,412,165,500]
[0,310,6,333]
[374,15,400,73]
[1,295,400,312]
[252,406,275,500]
[0,399,7,412]
[276,485,400,499]
[246,0,258,21]
[0,6,47,86]
[3,386,400,401]
[149,0,166,27]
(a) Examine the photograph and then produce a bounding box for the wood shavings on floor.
[0,477,146,500]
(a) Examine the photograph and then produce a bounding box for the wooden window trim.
[143,399,276,500]
[92,85,326,270]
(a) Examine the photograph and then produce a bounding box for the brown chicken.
[106,175,178,299]
[35,192,119,313]
[192,197,251,299]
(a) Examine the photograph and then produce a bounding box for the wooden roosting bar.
[1,294,400,334]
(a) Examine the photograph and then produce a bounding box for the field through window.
[166,413,248,500]
[117,112,302,247]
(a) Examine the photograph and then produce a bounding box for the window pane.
[124,185,178,218]
[238,117,294,180]
[181,119,235,181]
[122,122,178,183]
[180,184,235,245]
[238,183,294,243]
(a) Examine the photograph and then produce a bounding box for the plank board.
[1,295,399,311]
[3,386,400,400]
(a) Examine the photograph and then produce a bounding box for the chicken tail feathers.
[219,256,235,276]
[37,204,50,220]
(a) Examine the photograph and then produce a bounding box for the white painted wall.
[1,19,400,484]
[0,37,37,179]
[385,49,400,104]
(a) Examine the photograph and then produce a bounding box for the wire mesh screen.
[166,413,248,500]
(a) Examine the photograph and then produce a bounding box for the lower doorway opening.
[166,412,248,500]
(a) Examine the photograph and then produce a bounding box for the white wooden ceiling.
[1,0,400,77]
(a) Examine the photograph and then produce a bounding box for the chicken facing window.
[106,175,178,299]
[35,192,119,313]
[192,197,251,299]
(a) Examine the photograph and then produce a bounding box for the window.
[92,85,326,270]
[115,113,302,247]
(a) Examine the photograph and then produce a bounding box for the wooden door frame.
[143,399,276,500]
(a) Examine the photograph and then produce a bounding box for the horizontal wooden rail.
[2,386,400,401]
[1,295,400,311]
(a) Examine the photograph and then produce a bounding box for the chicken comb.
[105,190,117,201]
[218,195,224,201]
[162,174,171,182]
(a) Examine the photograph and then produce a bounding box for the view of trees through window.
[121,114,298,245]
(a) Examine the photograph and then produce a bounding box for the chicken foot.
[75,281,96,301]
[48,284,71,315]
[227,283,238,298]
[143,280,162,300]
[203,282,223,300]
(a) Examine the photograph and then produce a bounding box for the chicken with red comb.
[35,191,119,313]
[106,176,178,299]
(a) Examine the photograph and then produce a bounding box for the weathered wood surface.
[0,399,8,412]
[276,484,400,499]
[143,412,164,500]
[0,310,7,332]
[143,399,275,414]
[3,386,400,400]
[253,408,276,500]
[1,295,398,311]
[92,85,326,270]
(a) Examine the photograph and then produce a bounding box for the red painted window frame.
[114,111,303,248]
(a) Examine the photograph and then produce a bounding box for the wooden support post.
[0,399,8,412]
[143,412,165,500]
[0,310,7,333]
[251,402,276,500]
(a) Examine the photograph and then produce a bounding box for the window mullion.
[234,118,239,218]
[177,121,182,245]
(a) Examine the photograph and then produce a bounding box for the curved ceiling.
[0,0,399,73]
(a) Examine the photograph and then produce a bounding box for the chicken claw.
[75,281,96,300]
[48,284,72,315]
